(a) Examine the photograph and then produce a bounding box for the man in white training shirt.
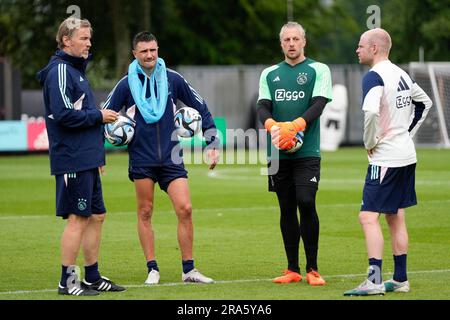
[344,28,432,296]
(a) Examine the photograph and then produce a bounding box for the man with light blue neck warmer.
[104,32,219,285]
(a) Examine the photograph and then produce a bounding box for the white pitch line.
[1,269,450,296]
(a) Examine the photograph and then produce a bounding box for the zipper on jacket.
[156,122,162,163]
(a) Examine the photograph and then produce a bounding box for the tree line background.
[1,0,449,89]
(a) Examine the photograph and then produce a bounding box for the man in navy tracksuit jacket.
[37,17,124,296]
[104,32,219,285]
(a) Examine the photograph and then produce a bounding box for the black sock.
[85,262,101,283]
[147,260,159,273]
[60,265,79,287]
[60,265,69,287]
[276,189,301,274]
[368,258,383,284]
[182,260,195,274]
[296,186,319,272]
[393,254,407,282]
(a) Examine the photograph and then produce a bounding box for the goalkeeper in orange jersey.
[257,22,332,285]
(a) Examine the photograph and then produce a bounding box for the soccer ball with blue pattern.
[104,115,136,146]
[174,107,202,138]
[285,131,304,154]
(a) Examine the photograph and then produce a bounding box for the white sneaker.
[344,279,386,296]
[384,279,410,292]
[144,269,160,285]
[182,268,214,284]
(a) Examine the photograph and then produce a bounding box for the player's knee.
[90,213,106,224]
[385,213,406,231]
[176,203,192,220]
[66,214,89,232]
[295,190,316,212]
[137,204,153,221]
[359,212,377,226]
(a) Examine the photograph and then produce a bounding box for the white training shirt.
[361,60,432,167]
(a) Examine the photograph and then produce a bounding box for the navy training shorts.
[55,168,106,219]
[361,163,417,214]
[128,164,188,192]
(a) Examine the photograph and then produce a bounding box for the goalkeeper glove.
[264,118,278,132]
[265,119,293,150]
[277,117,306,148]
[292,117,306,132]
[280,139,296,150]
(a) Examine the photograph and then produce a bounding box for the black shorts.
[361,163,417,214]
[128,164,188,192]
[55,168,106,219]
[268,157,321,193]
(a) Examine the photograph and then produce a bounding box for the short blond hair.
[279,21,306,41]
[363,28,392,55]
[56,17,92,50]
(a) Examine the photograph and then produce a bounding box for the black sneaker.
[58,283,99,296]
[82,276,126,292]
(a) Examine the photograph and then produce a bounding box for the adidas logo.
[310,177,317,183]
[397,76,410,92]
[273,76,280,82]
[80,76,84,82]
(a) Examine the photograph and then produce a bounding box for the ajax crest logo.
[297,73,308,85]
[78,198,87,211]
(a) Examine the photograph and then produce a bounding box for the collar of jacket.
[55,49,93,73]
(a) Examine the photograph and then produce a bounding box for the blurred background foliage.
[1,0,449,89]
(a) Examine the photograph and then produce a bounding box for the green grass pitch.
[1,148,449,300]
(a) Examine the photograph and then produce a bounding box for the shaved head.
[361,28,392,55]
[356,28,392,67]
